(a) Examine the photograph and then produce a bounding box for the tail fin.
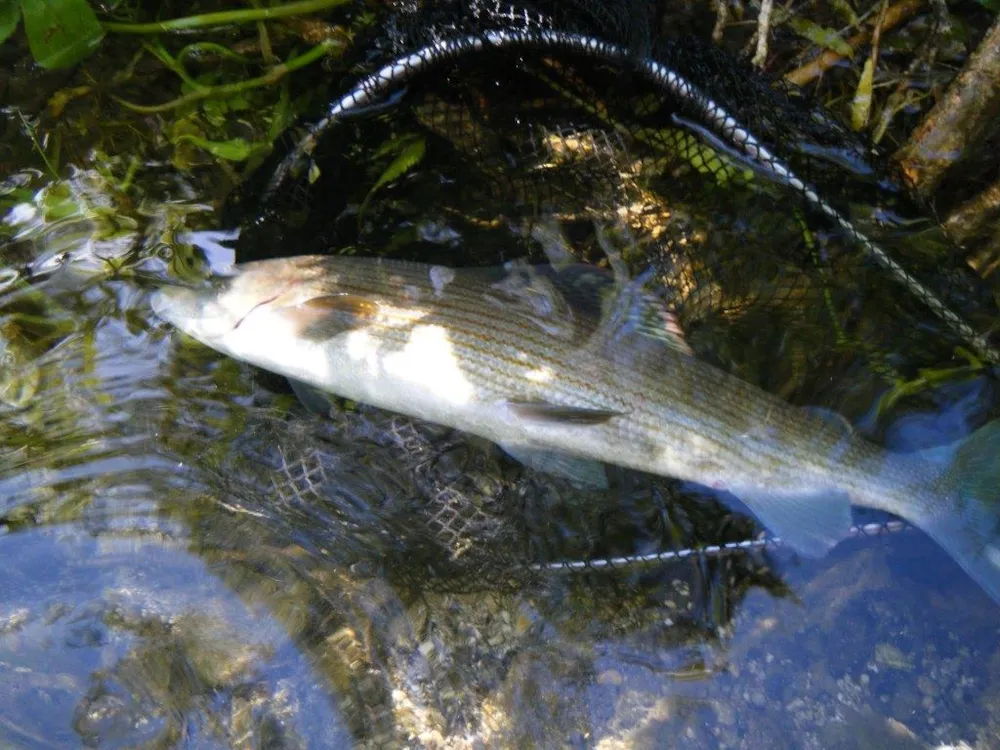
[913,420,1000,606]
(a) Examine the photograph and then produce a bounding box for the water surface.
[2,9,1000,748]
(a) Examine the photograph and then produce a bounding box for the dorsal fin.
[531,263,694,356]
[587,270,693,358]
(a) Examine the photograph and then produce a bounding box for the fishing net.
[215,0,999,591]
[192,394,777,595]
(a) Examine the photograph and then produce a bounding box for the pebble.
[917,676,939,698]
[597,670,623,686]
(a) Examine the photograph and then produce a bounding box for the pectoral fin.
[500,442,609,489]
[802,407,854,437]
[507,400,625,425]
[734,487,852,558]
[288,377,335,416]
[278,295,379,339]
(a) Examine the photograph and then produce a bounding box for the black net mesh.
[216,0,999,590]
[193,396,772,593]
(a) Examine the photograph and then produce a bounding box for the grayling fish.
[151,255,1000,604]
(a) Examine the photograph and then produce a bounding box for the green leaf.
[41,183,81,221]
[851,57,875,131]
[173,134,260,162]
[827,0,860,27]
[20,0,104,69]
[267,84,293,142]
[787,17,854,58]
[0,0,20,46]
[360,135,426,216]
[975,0,1000,11]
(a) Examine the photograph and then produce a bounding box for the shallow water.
[0,174,997,750]
[3,11,1000,749]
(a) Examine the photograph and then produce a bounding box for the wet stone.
[918,676,940,699]
[715,701,736,726]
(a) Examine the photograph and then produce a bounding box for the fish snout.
[150,284,243,341]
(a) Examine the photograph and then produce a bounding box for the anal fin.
[733,487,852,557]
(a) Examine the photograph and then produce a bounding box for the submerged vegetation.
[3,0,999,246]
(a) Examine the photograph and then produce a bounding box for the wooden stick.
[944,177,1000,244]
[893,15,1000,197]
[784,0,924,87]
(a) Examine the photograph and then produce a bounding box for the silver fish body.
[152,255,1000,604]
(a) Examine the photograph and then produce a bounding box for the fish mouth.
[151,284,225,342]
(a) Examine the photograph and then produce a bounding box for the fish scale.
[334,263,789,472]
[153,254,1000,607]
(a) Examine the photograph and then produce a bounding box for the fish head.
[152,255,327,336]
[150,255,379,375]
[152,254,491,413]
